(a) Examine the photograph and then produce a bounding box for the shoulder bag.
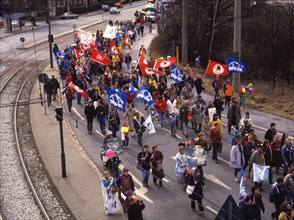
[186,175,196,195]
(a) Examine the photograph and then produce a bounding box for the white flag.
[143,115,156,134]
[253,163,270,183]
[103,24,118,39]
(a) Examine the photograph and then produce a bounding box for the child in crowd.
[121,122,130,148]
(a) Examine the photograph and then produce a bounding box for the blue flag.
[171,64,183,83]
[129,84,138,95]
[56,51,66,59]
[226,57,246,73]
[107,88,128,112]
[239,169,246,200]
[136,86,155,105]
[253,163,270,183]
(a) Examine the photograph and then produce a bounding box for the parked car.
[60,12,79,19]
[115,2,124,8]
[110,7,120,14]
[102,4,110,11]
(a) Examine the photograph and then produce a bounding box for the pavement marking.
[217,156,230,165]
[171,156,232,190]
[118,164,154,204]
[157,124,183,140]
[72,107,85,120]
[205,205,218,215]
[95,130,104,138]
[162,178,169,183]
[205,174,232,190]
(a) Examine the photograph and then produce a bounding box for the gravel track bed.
[0,62,70,220]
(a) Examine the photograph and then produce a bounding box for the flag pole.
[203,60,210,80]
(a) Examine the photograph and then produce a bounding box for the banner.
[206,60,229,76]
[136,86,155,105]
[123,33,132,50]
[170,64,183,83]
[129,84,138,95]
[253,163,270,183]
[184,145,207,168]
[90,48,111,66]
[56,51,65,59]
[154,57,176,69]
[80,33,95,44]
[110,41,121,56]
[148,104,158,118]
[107,88,128,112]
[143,115,156,134]
[103,24,118,39]
[208,107,216,120]
[226,57,246,73]
[139,62,163,77]
[239,169,246,200]
[68,82,88,99]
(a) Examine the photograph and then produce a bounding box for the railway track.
[0,58,71,219]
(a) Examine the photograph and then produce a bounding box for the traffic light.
[55,108,63,122]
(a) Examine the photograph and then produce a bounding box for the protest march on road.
[45,4,294,220]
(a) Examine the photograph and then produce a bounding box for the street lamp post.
[47,0,54,68]
[233,0,241,93]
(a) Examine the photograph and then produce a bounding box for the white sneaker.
[234,178,240,182]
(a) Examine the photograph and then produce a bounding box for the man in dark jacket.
[239,196,256,220]
[227,100,241,134]
[125,51,132,70]
[133,112,145,148]
[264,122,277,142]
[96,100,107,134]
[108,107,120,137]
[270,177,287,219]
[84,100,95,134]
[250,186,265,220]
[137,145,151,187]
[50,74,60,101]
[44,79,53,107]
[127,196,145,220]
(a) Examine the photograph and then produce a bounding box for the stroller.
[100,131,123,177]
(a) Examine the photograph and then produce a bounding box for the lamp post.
[233,0,241,93]
[47,0,54,68]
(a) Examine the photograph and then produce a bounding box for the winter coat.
[154,100,168,113]
[84,104,96,120]
[191,105,202,124]
[249,151,265,167]
[284,173,294,193]
[227,105,241,128]
[209,127,222,145]
[264,128,277,142]
[243,140,257,156]
[230,144,245,169]
[270,183,287,207]
[179,106,189,122]
[263,145,273,166]
[271,141,282,167]
[137,151,151,171]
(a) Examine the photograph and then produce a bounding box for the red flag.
[206,60,229,76]
[154,57,176,69]
[138,52,147,65]
[80,43,91,52]
[110,41,121,56]
[90,48,111,66]
[123,33,132,50]
[139,62,163,77]
[68,82,89,99]
[74,49,84,59]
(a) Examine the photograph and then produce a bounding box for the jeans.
[177,171,185,183]
[216,108,222,119]
[212,143,219,161]
[77,93,81,104]
[87,117,93,132]
[158,112,164,126]
[109,124,117,137]
[234,168,241,178]
[66,99,72,113]
[142,170,149,185]
[123,139,129,147]
[97,115,106,133]
[137,132,143,147]
[287,192,294,208]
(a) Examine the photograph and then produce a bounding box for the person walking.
[84,100,95,134]
[191,101,202,134]
[271,134,283,173]
[227,100,241,134]
[154,96,168,128]
[243,135,257,178]
[263,139,273,185]
[108,107,120,137]
[249,145,266,188]
[44,79,53,107]
[61,84,75,114]
[211,75,222,97]
[151,145,164,187]
[230,139,245,182]
[264,122,277,142]
[169,112,177,137]
[185,168,206,216]
[213,93,224,119]
[96,100,107,135]
[137,145,151,187]
[194,74,204,97]
[223,78,233,108]
[121,122,130,148]
[175,146,189,184]
[179,101,189,138]
[50,74,60,102]
[116,168,135,213]
[270,177,287,219]
[239,196,256,220]
[209,122,222,164]
[125,51,132,70]
[278,201,293,220]
[127,196,145,220]
[102,171,121,215]
[249,186,265,220]
[133,112,145,148]
[284,166,294,208]
[281,138,294,176]
[123,105,137,137]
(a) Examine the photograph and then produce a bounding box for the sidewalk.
[30,66,126,219]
